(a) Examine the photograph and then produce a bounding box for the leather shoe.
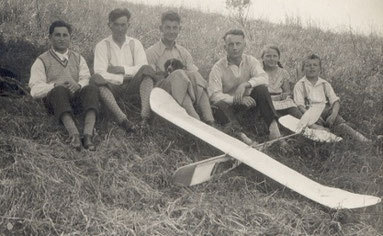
[83,134,96,151]
[69,134,82,151]
[120,119,135,133]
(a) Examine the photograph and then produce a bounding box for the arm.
[93,41,124,85]
[325,82,340,107]
[183,48,199,72]
[293,81,306,113]
[208,65,234,105]
[78,55,91,88]
[29,59,54,99]
[326,100,340,127]
[123,39,148,78]
[145,47,159,72]
[248,57,269,88]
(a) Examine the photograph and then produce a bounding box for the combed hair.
[302,54,322,71]
[161,10,181,23]
[222,29,245,41]
[261,44,283,68]
[49,20,72,35]
[108,8,131,23]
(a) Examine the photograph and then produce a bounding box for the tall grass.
[0,0,382,235]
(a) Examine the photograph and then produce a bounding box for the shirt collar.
[303,76,326,86]
[158,39,178,54]
[225,54,245,67]
[52,48,69,61]
[107,35,131,47]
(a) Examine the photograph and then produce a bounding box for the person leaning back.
[145,10,215,126]
[93,8,158,131]
[29,20,100,151]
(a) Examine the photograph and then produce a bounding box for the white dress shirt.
[293,76,340,107]
[93,35,148,85]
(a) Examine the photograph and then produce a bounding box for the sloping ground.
[0,95,382,235]
[0,0,382,234]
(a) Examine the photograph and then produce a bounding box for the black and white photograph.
[0,0,382,235]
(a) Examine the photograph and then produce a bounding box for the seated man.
[93,8,157,131]
[29,20,99,151]
[208,29,284,144]
[293,54,370,142]
[145,10,215,126]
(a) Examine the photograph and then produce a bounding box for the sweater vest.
[38,49,81,84]
[216,57,252,95]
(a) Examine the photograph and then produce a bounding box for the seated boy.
[293,54,370,143]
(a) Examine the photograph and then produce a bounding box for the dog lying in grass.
[164,58,186,78]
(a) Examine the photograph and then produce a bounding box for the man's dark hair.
[109,8,131,23]
[49,20,72,35]
[222,29,245,41]
[302,54,322,71]
[161,10,181,24]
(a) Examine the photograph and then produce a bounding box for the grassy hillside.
[1,0,382,235]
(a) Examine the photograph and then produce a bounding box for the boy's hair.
[261,44,283,68]
[222,29,245,41]
[108,8,131,23]
[302,54,322,71]
[161,10,181,24]
[49,20,72,35]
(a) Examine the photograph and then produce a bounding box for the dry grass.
[0,0,382,235]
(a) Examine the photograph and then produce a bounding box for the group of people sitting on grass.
[28,8,371,151]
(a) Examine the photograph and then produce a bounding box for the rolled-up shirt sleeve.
[208,65,234,104]
[324,82,340,105]
[183,49,199,72]
[145,47,158,71]
[78,55,91,88]
[94,41,124,85]
[123,39,148,77]
[29,59,54,99]
[293,82,305,107]
[247,57,268,88]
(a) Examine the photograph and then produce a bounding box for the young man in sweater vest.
[208,29,285,145]
[93,8,158,131]
[29,20,100,151]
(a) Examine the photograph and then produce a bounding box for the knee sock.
[182,94,200,120]
[83,110,96,136]
[99,86,126,123]
[197,91,214,123]
[61,113,79,136]
[336,123,371,142]
[139,77,153,119]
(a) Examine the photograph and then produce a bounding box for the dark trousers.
[106,65,156,97]
[320,105,345,127]
[277,107,302,119]
[43,85,99,121]
[214,85,279,128]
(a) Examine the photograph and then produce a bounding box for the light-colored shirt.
[293,76,339,107]
[267,67,291,94]
[145,40,198,72]
[208,54,268,104]
[94,35,148,85]
[29,49,90,98]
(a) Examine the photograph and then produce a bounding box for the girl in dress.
[261,45,302,118]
